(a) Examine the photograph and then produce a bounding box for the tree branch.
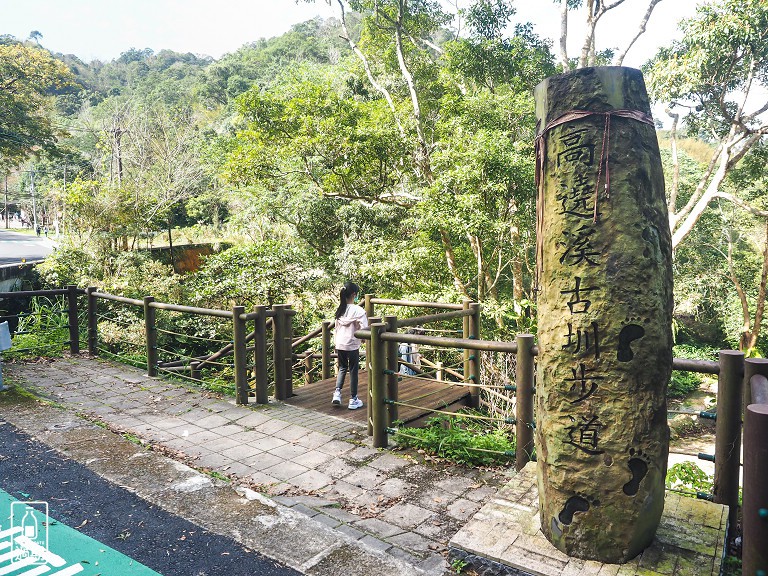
[615,0,663,66]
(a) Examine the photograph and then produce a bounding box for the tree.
[646,0,768,249]
[555,0,665,70]
[0,43,75,166]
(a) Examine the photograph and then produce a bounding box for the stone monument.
[533,66,673,563]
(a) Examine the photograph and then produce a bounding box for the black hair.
[335,281,360,319]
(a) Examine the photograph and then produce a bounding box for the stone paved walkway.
[8,356,512,574]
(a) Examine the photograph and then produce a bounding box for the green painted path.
[0,489,161,576]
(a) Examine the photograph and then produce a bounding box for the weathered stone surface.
[533,67,673,563]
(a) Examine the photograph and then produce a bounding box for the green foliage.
[0,42,76,165]
[4,297,71,359]
[668,371,702,399]
[665,462,713,498]
[394,414,515,467]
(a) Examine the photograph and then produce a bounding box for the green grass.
[394,413,515,467]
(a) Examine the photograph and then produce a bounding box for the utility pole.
[30,169,38,233]
[4,173,8,229]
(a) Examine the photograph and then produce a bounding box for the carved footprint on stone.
[622,448,650,496]
[617,317,647,362]
[558,493,600,526]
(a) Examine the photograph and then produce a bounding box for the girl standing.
[332,282,368,409]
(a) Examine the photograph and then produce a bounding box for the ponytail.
[335,281,360,319]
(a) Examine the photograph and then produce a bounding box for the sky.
[0,0,703,68]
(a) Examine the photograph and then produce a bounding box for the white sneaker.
[332,389,342,406]
[348,397,363,410]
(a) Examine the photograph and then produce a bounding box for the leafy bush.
[669,370,703,398]
[665,462,713,497]
[4,297,70,359]
[394,414,515,467]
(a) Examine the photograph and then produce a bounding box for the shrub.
[394,414,515,467]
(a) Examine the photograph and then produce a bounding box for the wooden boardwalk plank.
[284,370,470,425]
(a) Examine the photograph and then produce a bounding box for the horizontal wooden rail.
[94,292,144,306]
[356,329,519,353]
[292,326,322,347]
[370,298,464,310]
[397,308,473,328]
[240,311,277,321]
[752,373,768,404]
[149,301,234,318]
[672,358,720,374]
[0,288,84,298]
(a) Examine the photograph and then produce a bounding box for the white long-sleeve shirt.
[334,304,369,351]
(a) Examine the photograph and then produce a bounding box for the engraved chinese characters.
[534,67,673,564]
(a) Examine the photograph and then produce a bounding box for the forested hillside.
[2,0,767,352]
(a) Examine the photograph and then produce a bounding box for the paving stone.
[292,503,320,517]
[253,419,292,435]
[341,465,386,488]
[196,452,235,469]
[353,518,405,538]
[345,445,378,461]
[209,424,245,436]
[291,449,333,469]
[381,502,435,529]
[200,437,242,452]
[272,423,312,442]
[377,477,416,499]
[368,453,410,472]
[294,430,335,450]
[290,470,333,492]
[312,514,342,529]
[325,480,366,501]
[228,430,266,443]
[184,430,221,444]
[317,458,356,479]
[446,498,481,521]
[388,531,437,554]
[319,506,360,523]
[220,462,256,477]
[464,484,498,503]
[235,411,272,427]
[387,546,424,565]
[244,452,283,471]
[416,554,447,574]
[221,444,263,461]
[268,442,307,460]
[247,471,281,487]
[262,461,310,481]
[435,475,476,496]
[358,534,392,553]
[336,524,365,540]
[251,436,287,451]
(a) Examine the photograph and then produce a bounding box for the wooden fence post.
[272,304,286,400]
[254,306,269,404]
[365,294,374,373]
[463,299,470,387]
[713,350,745,532]
[370,322,388,448]
[284,307,294,398]
[366,316,382,437]
[86,287,97,356]
[321,320,332,380]
[384,315,399,427]
[515,333,535,471]
[66,285,79,354]
[233,305,248,405]
[143,296,157,377]
[468,303,482,408]
[743,393,768,576]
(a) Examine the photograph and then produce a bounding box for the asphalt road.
[0,229,54,266]
[0,421,301,576]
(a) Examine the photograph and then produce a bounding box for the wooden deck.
[284,370,470,426]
